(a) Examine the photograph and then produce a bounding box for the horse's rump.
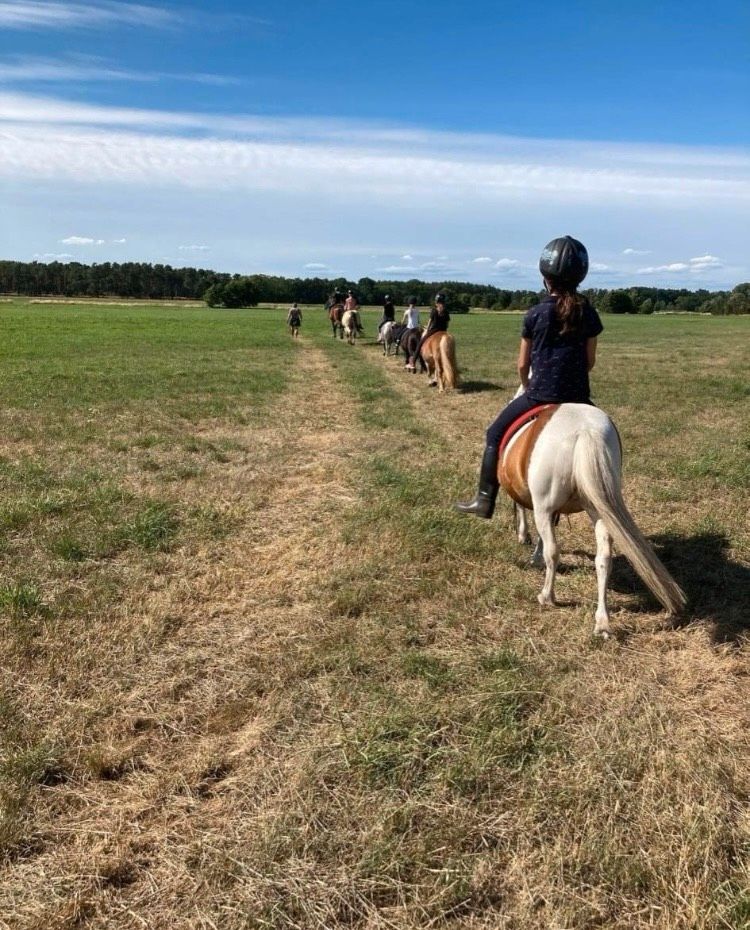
[422,331,459,390]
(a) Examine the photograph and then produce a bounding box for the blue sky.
[0,0,748,288]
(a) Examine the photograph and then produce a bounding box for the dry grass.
[0,305,748,929]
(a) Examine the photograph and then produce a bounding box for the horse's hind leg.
[515,504,532,546]
[533,508,559,607]
[587,508,612,637]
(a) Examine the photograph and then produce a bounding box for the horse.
[379,321,400,356]
[420,332,459,391]
[328,302,345,339]
[498,403,686,637]
[400,327,426,372]
[341,309,361,345]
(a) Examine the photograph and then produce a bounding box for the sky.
[0,0,748,289]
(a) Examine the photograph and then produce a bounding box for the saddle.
[497,404,560,509]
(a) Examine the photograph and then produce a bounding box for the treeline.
[1,260,748,314]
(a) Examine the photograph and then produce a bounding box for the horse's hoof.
[537,594,556,607]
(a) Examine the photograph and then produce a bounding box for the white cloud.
[376,265,418,275]
[637,262,690,274]
[178,244,210,252]
[401,254,413,260]
[495,258,520,268]
[622,248,651,255]
[60,235,104,245]
[0,92,747,212]
[637,254,724,275]
[0,54,239,86]
[472,256,492,263]
[34,251,73,260]
[689,254,723,268]
[0,2,178,30]
[112,237,126,244]
[590,262,610,272]
[303,262,329,270]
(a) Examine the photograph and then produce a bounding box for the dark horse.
[328,302,345,339]
[400,327,426,372]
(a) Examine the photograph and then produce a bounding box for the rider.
[418,293,451,382]
[455,236,603,518]
[402,297,421,370]
[286,302,302,335]
[378,294,396,332]
[344,289,364,332]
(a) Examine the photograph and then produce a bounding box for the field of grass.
[0,299,748,929]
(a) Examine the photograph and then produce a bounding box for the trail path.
[1,342,364,929]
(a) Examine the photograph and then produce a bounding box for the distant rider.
[455,236,603,518]
[416,293,451,384]
[344,289,364,332]
[402,297,421,371]
[378,294,396,332]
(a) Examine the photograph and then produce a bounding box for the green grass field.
[0,299,748,929]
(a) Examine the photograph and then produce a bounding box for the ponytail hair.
[554,286,586,335]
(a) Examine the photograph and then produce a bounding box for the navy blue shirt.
[522,296,603,403]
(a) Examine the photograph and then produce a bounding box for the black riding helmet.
[539,236,589,286]
[434,292,446,304]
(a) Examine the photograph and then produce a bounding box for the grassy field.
[0,299,748,929]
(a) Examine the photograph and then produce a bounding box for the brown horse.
[420,332,459,391]
[328,302,345,339]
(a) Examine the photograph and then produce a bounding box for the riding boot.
[454,445,499,519]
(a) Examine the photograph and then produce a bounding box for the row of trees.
[1,260,748,315]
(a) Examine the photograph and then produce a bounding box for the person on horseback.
[344,289,363,333]
[455,236,603,518]
[378,294,396,332]
[418,293,451,384]
[402,297,421,370]
[287,302,302,336]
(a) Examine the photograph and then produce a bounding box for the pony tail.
[555,289,585,335]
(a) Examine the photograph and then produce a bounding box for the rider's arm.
[518,338,532,388]
[586,337,598,371]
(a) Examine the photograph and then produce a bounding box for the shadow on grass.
[596,532,749,645]
[460,380,503,394]
[652,532,750,644]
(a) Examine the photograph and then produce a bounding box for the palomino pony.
[420,332,459,392]
[498,402,686,636]
[341,309,361,345]
[329,302,345,339]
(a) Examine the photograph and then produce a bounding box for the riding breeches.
[485,394,538,448]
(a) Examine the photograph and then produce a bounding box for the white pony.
[502,403,686,636]
[378,321,398,356]
[341,309,361,345]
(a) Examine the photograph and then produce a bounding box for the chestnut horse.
[499,403,686,636]
[329,302,345,339]
[420,332,459,391]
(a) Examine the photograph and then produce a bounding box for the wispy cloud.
[590,262,610,272]
[622,247,651,255]
[34,251,73,260]
[401,254,413,260]
[60,235,104,244]
[303,262,329,270]
[178,244,210,252]
[472,256,492,264]
[495,258,520,269]
[0,2,178,30]
[637,255,724,274]
[0,55,240,86]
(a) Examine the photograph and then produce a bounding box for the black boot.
[454,445,499,519]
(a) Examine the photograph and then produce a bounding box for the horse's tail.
[573,428,686,615]
[439,334,459,389]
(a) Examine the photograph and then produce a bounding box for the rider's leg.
[454,394,536,519]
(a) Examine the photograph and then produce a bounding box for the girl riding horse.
[456,237,602,519]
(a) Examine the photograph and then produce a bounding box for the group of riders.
[320,288,451,379]
[287,236,602,517]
